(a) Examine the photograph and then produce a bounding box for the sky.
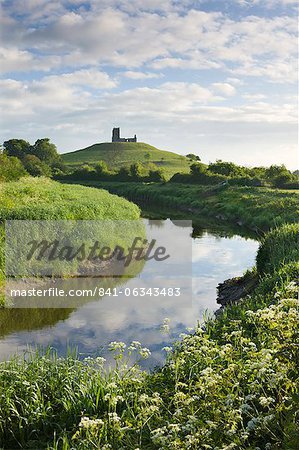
[0,0,298,169]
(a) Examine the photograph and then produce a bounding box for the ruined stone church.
[112,127,137,143]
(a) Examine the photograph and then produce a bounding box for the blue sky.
[0,0,298,169]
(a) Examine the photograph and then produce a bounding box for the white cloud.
[212,83,236,96]
[1,3,297,84]
[0,0,297,169]
[42,69,118,89]
[122,71,163,79]
[236,0,297,6]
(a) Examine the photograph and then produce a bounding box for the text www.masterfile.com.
[9,287,182,298]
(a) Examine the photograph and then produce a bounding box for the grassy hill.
[61,142,190,178]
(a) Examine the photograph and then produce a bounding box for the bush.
[0,154,28,181]
[208,160,246,177]
[130,162,145,180]
[147,169,167,182]
[22,154,52,177]
[273,173,295,188]
[94,160,110,176]
[228,176,264,187]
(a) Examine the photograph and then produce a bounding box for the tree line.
[0,139,298,189]
[0,138,65,181]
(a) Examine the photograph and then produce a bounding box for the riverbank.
[0,216,298,448]
[65,181,299,233]
[0,177,141,307]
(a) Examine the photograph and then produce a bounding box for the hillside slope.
[61,142,190,177]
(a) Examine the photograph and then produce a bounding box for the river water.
[0,218,259,368]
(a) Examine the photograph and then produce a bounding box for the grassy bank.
[0,223,298,449]
[0,177,141,306]
[0,177,140,221]
[67,181,299,232]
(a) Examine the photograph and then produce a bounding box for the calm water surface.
[0,218,259,368]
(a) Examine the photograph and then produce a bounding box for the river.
[0,217,259,368]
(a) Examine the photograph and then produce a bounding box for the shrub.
[208,160,245,177]
[147,169,167,182]
[22,154,52,177]
[94,160,110,176]
[130,162,145,180]
[0,154,28,181]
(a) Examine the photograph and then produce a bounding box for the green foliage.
[0,179,298,449]
[190,162,207,175]
[0,177,140,221]
[129,162,145,180]
[85,182,299,231]
[3,139,31,159]
[23,154,52,177]
[265,164,288,179]
[273,172,294,188]
[0,261,298,449]
[2,138,63,179]
[186,153,201,161]
[61,142,190,179]
[208,160,245,177]
[115,166,131,181]
[256,223,299,275]
[148,168,167,182]
[0,155,28,181]
[94,160,109,175]
[31,138,60,165]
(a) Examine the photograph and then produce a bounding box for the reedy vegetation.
[69,181,299,232]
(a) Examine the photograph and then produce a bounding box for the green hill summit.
[61,127,190,177]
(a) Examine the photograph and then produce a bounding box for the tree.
[273,172,294,188]
[208,160,243,177]
[265,165,288,180]
[0,155,28,181]
[148,169,166,182]
[70,164,96,180]
[186,153,201,162]
[22,155,52,177]
[116,167,131,181]
[31,138,60,165]
[190,162,207,175]
[130,162,144,180]
[95,160,109,176]
[3,139,31,159]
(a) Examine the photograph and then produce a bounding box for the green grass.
[61,142,190,178]
[256,224,299,275]
[70,181,299,232]
[0,177,140,221]
[0,177,141,306]
[0,225,298,449]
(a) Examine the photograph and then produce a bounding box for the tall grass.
[256,223,299,274]
[74,181,299,232]
[0,177,140,221]
[0,177,141,306]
